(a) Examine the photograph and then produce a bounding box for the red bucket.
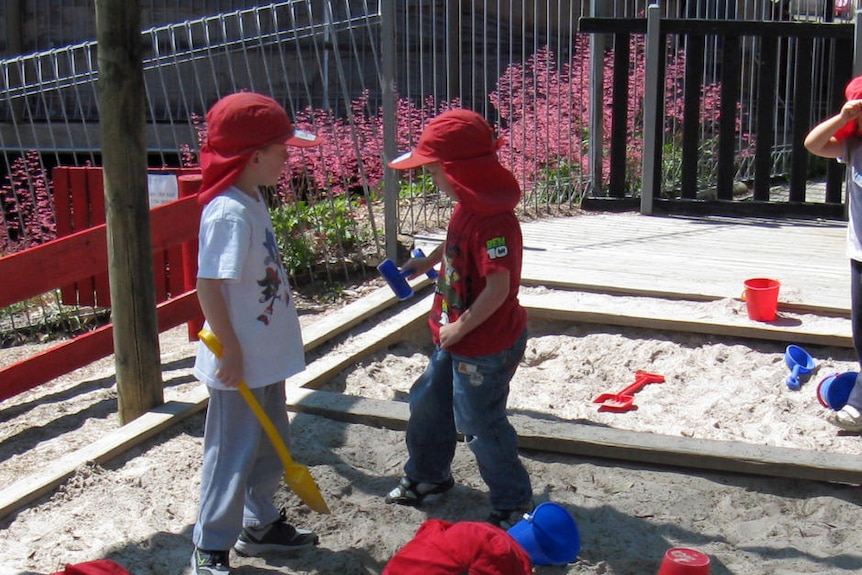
[743,278,780,321]
[657,547,710,575]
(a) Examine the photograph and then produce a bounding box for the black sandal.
[385,476,455,506]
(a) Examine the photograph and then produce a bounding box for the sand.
[2,282,862,575]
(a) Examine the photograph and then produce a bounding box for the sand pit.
[1,282,862,575]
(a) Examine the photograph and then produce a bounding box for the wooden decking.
[418,212,852,347]
[520,212,848,313]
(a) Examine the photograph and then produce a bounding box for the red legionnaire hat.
[388,109,501,169]
[50,559,132,575]
[382,519,532,575]
[833,75,862,142]
[198,91,320,204]
[388,109,521,215]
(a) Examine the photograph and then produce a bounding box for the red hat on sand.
[833,75,862,142]
[50,559,131,574]
[198,91,320,204]
[382,519,532,575]
[388,109,520,215]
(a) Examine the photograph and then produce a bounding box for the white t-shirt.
[844,140,862,262]
[194,187,305,389]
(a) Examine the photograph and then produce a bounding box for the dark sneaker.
[385,475,455,506]
[191,548,231,575]
[487,501,535,530]
[234,509,319,556]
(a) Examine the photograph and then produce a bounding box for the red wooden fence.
[0,169,204,403]
[52,167,202,307]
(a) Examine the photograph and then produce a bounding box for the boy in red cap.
[805,75,862,432]
[191,92,321,575]
[385,109,534,528]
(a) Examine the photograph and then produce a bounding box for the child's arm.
[424,244,444,266]
[805,100,862,158]
[404,245,444,278]
[196,277,244,387]
[438,270,509,350]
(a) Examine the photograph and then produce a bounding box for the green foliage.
[661,142,685,198]
[533,160,585,204]
[270,202,316,276]
[805,154,831,179]
[660,137,721,198]
[397,173,436,201]
[1,290,110,347]
[270,192,370,277]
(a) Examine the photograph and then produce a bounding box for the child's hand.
[840,99,862,123]
[402,256,425,280]
[438,322,465,350]
[216,346,244,388]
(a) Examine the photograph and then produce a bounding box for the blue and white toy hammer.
[377,248,439,300]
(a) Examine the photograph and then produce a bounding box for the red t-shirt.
[429,203,527,356]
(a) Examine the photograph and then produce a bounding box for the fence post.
[588,0,605,196]
[380,0,398,262]
[856,9,862,75]
[641,3,661,215]
[178,174,204,340]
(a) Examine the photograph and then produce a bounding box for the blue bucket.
[817,372,858,410]
[507,502,580,566]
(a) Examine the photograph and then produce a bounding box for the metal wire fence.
[0,0,853,343]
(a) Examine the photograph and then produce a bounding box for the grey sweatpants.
[192,382,289,551]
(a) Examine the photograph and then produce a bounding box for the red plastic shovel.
[593,370,665,412]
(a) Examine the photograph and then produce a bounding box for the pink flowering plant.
[491,43,592,201]
[1,33,755,269]
[0,151,54,256]
[489,34,752,200]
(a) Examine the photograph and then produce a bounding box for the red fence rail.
[0,169,204,403]
[53,167,202,306]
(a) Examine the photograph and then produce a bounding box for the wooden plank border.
[520,290,853,349]
[282,388,862,485]
[0,391,209,521]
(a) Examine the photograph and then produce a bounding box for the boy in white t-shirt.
[805,74,862,432]
[190,92,321,575]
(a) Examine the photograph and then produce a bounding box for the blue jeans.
[850,260,862,407]
[404,329,532,509]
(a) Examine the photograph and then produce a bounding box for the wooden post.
[640,3,661,215]
[95,0,164,423]
[5,1,24,121]
[178,174,204,340]
[446,0,461,103]
[588,0,605,198]
[855,8,862,76]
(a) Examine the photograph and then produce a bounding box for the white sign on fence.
[147,173,179,208]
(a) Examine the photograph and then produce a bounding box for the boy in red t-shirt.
[385,109,533,528]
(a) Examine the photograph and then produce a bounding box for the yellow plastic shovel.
[198,329,331,514]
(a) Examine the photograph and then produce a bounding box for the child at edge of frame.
[805,73,862,433]
[384,108,535,529]
[189,91,322,575]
